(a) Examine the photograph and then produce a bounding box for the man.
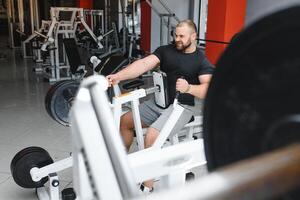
[106,19,214,192]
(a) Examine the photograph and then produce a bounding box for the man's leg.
[142,105,195,190]
[120,111,135,151]
[144,127,160,148]
[142,127,159,189]
[120,111,148,151]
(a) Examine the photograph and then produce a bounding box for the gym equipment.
[11,5,300,200]
[112,71,171,150]
[89,54,128,80]
[11,74,198,200]
[203,5,300,174]
[113,72,202,150]
[71,75,206,199]
[45,80,80,126]
[74,6,300,199]
[38,7,101,82]
[42,7,103,50]
[21,20,52,60]
[83,9,104,35]
[198,0,208,45]
[10,147,54,188]
[62,38,86,76]
[45,52,127,126]
[80,22,122,57]
[61,188,76,200]
[146,144,300,200]
[6,0,40,48]
[2,0,6,9]
[11,146,73,200]
[44,68,167,128]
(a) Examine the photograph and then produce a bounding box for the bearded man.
[106,19,214,193]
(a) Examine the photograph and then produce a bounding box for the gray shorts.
[139,98,203,135]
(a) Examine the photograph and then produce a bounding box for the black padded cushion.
[63,38,82,74]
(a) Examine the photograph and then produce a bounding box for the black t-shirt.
[153,44,214,106]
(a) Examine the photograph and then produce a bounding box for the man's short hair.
[176,19,197,34]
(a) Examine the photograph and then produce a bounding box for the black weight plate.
[49,81,80,126]
[203,5,300,174]
[45,81,70,119]
[10,146,54,188]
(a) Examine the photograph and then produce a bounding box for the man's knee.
[120,112,134,131]
[145,127,159,146]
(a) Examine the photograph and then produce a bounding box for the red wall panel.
[205,0,246,65]
[140,1,152,53]
[77,0,93,9]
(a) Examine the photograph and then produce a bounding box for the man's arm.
[176,74,212,99]
[107,55,160,86]
[188,74,212,98]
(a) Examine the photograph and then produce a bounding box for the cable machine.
[6,0,39,48]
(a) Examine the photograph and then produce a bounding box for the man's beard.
[175,40,192,51]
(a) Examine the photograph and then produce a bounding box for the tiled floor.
[0,36,72,199]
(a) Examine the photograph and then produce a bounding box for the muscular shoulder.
[157,44,175,51]
[152,44,175,61]
[195,47,206,58]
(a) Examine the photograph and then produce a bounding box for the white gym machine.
[70,75,207,199]
[83,9,104,35]
[39,7,104,82]
[6,0,40,49]
[90,56,202,150]
[112,72,203,150]
[26,71,203,199]
[22,21,52,62]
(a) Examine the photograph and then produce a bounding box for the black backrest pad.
[63,38,82,74]
[98,54,128,76]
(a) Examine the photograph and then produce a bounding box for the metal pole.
[11,0,15,23]
[131,0,135,35]
[101,10,104,33]
[89,80,139,199]
[167,16,171,44]
[160,16,163,46]
[17,0,24,33]
[199,0,208,45]
[34,0,40,30]
[104,0,109,50]
[91,11,94,32]
[10,0,15,47]
[120,0,127,54]
[7,0,14,48]
[29,0,34,33]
